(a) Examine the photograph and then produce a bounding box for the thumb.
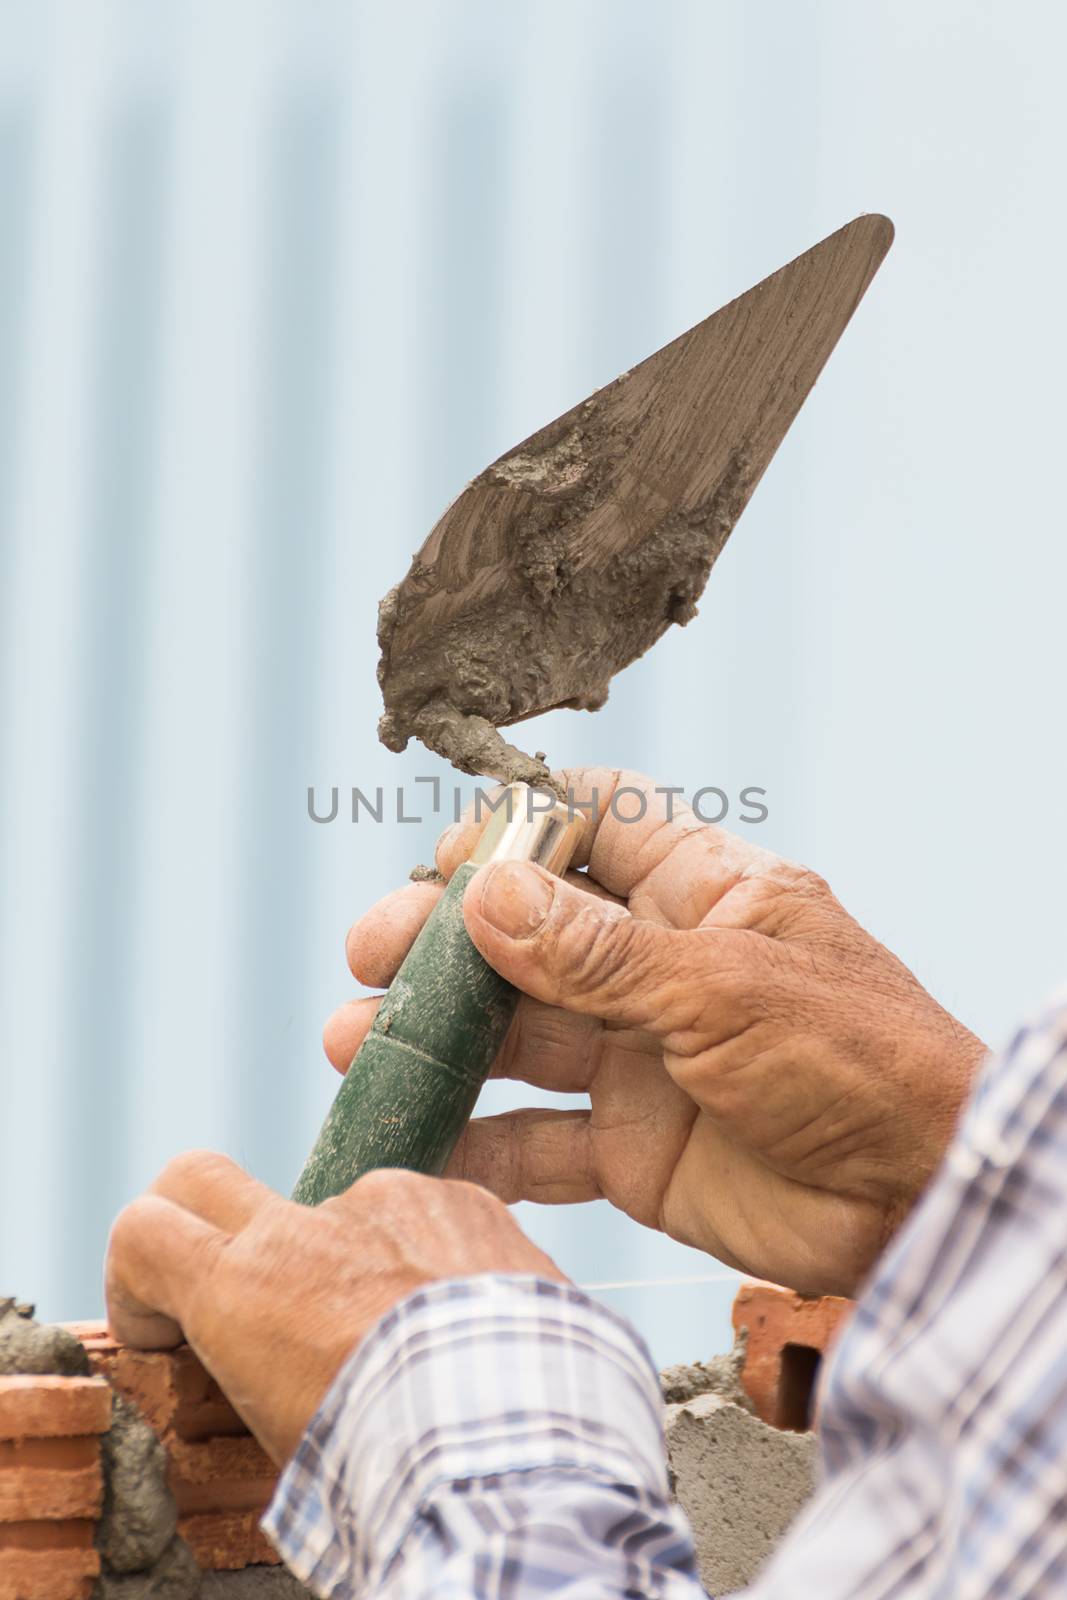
[463,860,697,1030]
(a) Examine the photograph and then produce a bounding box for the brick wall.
[66,1325,280,1574]
[0,1286,856,1598]
[0,1326,283,1600]
[0,1375,111,1600]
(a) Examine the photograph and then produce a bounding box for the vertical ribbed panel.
[4,1,1067,1371]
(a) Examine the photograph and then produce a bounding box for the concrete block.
[665,1393,816,1596]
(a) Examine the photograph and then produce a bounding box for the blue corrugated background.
[2,0,1066,1363]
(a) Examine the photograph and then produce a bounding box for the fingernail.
[478,862,555,938]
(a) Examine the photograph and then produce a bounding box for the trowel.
[293,213,893,1205]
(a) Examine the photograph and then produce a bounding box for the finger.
[433,780,520,879]
[637,827,786,931]
[443,767,782,930]
[557,767,786,927]
[446,1109,600,1204]
[561,868,624,905]
[106,1194,225,1349]
[464,859,725,1032]
[435,817,487,879]
[148,1150,278,1233]
[346,882,444,986]
[323,996,380,1073]
[327,987,607,1091]
[490,998,607,1092]
[341,874,611,999]
[344,868,616,1008]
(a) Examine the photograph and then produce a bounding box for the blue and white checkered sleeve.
[750,985,1067,1599]
[261,1274,701,1600]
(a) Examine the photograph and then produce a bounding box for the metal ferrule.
[469,783,584,877]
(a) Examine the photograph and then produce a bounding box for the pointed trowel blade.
[378,213,893,785]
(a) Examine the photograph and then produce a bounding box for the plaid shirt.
[264,987,1067,1598]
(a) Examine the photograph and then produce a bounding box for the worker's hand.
[327,769,986,1299]
[105,1152,564,1464]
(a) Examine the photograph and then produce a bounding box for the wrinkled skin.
[106,765,985,1467]
[106,1155,561,1464]
[326,767,985,1298]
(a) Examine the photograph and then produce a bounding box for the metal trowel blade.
[378,213,893,785]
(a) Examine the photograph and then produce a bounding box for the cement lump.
[660,1329,755,1409]
[0,1297,90,1377]
[97,1393,178,1572]
[409,863,445,884]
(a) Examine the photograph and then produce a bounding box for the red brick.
[166,1433,274,1487]
[178,1510,281,1570]
[0,1380,111,1443]
[0,1523,96,1554]
[82,1346,180,1437]
[170,1348,247,1442]
[0,1439,102,1523]
[0,1520,99,1599]
[172,1476,278,1517]
[167,1433,277,1529]
[56,1324,283,1572]
[732,1280,854,1430]
[66,1329,248,1442]
[66,1327,184,1437]
[0,1552,98,1600]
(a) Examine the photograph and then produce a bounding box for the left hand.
[105,1151,564,1464]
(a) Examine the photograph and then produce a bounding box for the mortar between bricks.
[0,1297,323,1599]
[65,1325,281,1575]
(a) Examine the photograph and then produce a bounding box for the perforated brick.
[731,1280,853,1429]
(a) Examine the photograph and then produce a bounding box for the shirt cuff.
[261,1273,671,1598]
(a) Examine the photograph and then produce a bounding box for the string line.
[579,1272,742,1292]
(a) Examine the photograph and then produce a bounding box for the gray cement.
[408,863,445,883]
[97,1393,178,1572]
[94,1538,201,1600]
[659,1331,816,1593]
[199,1569,313,1598]
[660,1329,755,1410]
[665,1392,817,1596]
[0,1296,90,1376]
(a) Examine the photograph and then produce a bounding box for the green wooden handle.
[292,861,516,1204]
